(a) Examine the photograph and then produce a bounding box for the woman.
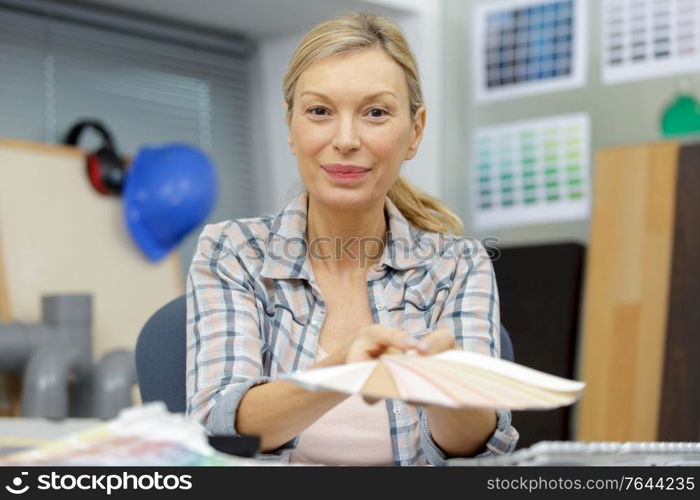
[186,12,518,466]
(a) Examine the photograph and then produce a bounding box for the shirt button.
[376,302,384,310]
[393,407,401,415]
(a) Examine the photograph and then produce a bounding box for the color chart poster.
[473,0,587,102]
[603,0,700,84]
[471,113,590,230]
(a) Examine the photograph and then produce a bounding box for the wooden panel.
[577,142,678,441]
[0,137,184,359]
[658,144,700,441]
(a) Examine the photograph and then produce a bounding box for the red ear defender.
[86,152,110,195]
[63,120,126,196]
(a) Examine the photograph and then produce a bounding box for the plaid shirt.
[186,191,519,465]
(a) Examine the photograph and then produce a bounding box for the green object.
[661,94,700,137]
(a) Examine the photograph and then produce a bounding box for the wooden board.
[0,137,184,359]
[577,141,678,441]
[658,143,700,441]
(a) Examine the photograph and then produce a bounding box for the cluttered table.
[0,404,259,466]
[1,403,700,466]
[0,416,100,457]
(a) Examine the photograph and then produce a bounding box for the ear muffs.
[63,120,125,196]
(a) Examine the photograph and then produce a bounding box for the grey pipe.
[0,295,91,371]
[91,350,137,419]
[0,323,56,371]
[21,344,85,418]
[18,295,92,418]
[0,294,135,418]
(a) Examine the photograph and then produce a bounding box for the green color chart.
[472,113,589,230]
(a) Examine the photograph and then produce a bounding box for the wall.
[443,0,700,246]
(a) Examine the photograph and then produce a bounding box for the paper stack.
[0,403,258,466]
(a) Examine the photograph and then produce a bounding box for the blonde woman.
[186,12,519,466]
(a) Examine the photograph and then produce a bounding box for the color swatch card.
[471,113,590,230]
[285,349,585,410]
[473,0,586,102]
[603,0,700,84]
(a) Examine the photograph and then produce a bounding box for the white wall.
[250,0,444,215]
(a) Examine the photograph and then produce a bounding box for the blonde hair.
[282,12,464,236]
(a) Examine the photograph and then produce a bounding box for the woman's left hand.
[405,328,457,355]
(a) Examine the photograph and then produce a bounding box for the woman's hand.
[312,324,410,368]
[344,324,417,363]
[325,325,458,366]
[317,325,458,369]
[410,327,457,355]
[345,325,458,363]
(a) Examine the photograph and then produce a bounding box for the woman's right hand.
[310,324,427,404]
[313,324,427,369]
[342,324,425,363]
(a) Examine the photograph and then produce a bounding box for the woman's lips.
[322,164,369,173]
[321,164,370,182]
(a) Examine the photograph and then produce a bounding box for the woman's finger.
[346,325,415,362]
[362,325,414,351]
[362,395,382,405]
[415,328,456,355]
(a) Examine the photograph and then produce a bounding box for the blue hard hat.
[124,144,217,262]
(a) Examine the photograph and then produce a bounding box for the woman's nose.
[331,116,360,154]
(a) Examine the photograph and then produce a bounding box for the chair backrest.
[135,294,514,412]
[500,324,514,362]
[135,295,187,413]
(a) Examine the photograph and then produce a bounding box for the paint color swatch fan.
[285,349,584,410]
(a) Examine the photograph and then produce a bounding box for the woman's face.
[287,47,425,211]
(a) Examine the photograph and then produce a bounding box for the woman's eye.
[368,108,388,118]
[307,106,328,117]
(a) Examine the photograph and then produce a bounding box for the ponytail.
[387,176,463,236]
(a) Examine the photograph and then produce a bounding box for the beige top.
[288,345,395,465]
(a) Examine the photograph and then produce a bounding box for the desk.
[3,411,700,466]
[0,417,100,456]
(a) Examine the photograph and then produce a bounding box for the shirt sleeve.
[185,224,294,454]
[419,238,519,465]
[185,223,269,435]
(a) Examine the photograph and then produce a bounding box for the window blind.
[0,2,255,273]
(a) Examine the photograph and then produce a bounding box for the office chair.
[135,295,515,412]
